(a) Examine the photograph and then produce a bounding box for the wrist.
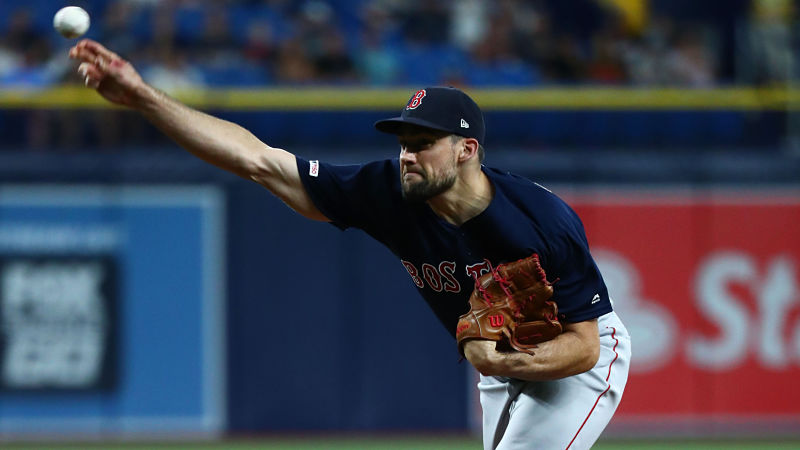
[131,83,162,113]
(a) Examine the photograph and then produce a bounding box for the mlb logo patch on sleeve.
[309,160,319,177]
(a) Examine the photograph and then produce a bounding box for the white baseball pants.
[478,311,631,450]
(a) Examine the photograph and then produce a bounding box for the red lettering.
[489,315,504,327]
[466,260,492,282]
[516,333,543,342]
[406,89,426,109]
[439,261,461,293]
[401,260,424,288]
[422,263,443,292]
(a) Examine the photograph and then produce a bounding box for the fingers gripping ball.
[456,254,563,356]
[54,6,90,39]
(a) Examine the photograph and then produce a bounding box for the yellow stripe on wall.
[598,0,648,34]
[0,86,798,110]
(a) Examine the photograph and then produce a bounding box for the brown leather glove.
[456,253,563,356]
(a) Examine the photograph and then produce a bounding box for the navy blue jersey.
[296,157,612,338]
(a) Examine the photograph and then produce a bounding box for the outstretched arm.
[69,39,328,222]
[463,319,600,381]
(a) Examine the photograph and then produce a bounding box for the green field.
[3,438,800,450]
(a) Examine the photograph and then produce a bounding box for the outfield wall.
[569,188,800,436]
[1,179,797,437]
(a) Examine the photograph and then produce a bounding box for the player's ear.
[458,137,480,163]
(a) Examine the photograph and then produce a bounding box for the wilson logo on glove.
[456,253,563,356]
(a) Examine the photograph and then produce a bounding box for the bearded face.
[398,131,461,203]
[401,161,458,202]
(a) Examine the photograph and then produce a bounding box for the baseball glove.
[456,253,562,356]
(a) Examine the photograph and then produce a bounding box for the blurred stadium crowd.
[0,0,796,89]
[0,0,797,152]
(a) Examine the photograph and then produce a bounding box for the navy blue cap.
[375,87,485,145]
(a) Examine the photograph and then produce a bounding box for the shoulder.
[484,166,576,219]
[485,167,588,254]
[484,166,552,196]
[295,156,404,228]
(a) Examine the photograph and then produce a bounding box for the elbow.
[471,357,499,377]
[463,340,502,376]
[248,146,294,191]
[247,150,274,185]
[577,343,601,375]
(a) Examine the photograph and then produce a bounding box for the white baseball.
[53,6,90,39]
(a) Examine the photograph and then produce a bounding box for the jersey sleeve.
[545,202,613,323]
[296,156,399,230]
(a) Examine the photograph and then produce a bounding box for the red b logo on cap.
[406,89,426,110]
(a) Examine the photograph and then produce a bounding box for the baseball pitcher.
[70,39,631,450]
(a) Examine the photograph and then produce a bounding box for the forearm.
[134,87,325,219]
[70,39,327,220]
[496,332,598,381]
[465,320,600,382]
[134,85,270,180]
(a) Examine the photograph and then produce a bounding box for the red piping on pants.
[565,326,619,450]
